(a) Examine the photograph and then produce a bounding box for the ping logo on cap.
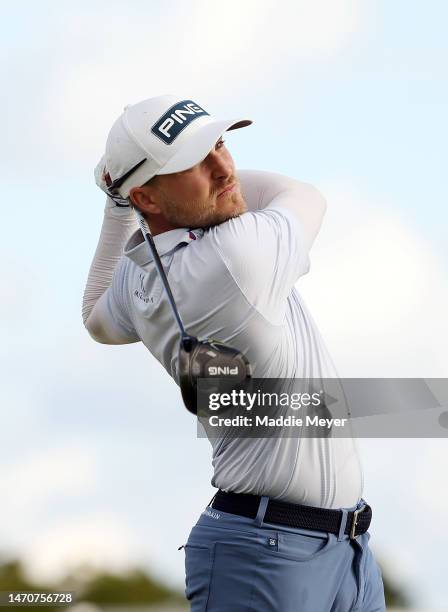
[151,100,209,144]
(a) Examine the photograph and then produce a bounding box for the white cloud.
[263,0,361,57]
[0,447,98,532]
[358,438,448,606]
[300,182,448,376]
[0,257,40,323]
[22,513,138,585]
[181,0,361,62]
[37,0,362,162]
[414,441,448,520]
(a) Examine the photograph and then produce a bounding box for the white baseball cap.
[103,95,252,198]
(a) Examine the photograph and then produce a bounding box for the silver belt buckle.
[350,504,366,540]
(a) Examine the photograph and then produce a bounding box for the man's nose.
[207,150,233,180]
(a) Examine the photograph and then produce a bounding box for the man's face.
[141,138,247,229]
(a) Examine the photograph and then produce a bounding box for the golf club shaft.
[134,209,189,341]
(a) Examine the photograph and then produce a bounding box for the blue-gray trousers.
[183,497,386,611]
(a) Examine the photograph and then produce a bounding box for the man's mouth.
[217,184,235,198]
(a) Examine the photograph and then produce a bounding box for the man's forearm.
[82,197,138,325]
[238,169,312,211]
[238,169,326,253]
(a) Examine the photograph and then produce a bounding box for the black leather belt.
[210,490,372,540]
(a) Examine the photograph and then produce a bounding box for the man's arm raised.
[82,156,140,344]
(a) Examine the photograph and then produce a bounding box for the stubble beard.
[158,181,247,229]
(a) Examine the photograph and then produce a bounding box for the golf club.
[133,209,252,414]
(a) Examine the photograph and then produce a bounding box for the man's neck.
[146,215,179,236]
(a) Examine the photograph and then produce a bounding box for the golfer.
[82,95,386,611]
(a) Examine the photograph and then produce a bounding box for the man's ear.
[129,185,162,215]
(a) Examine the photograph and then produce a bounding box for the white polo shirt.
[89,170,363,508]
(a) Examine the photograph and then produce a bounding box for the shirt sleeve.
[212,171,327,324]
[82,196,140,344]
[85,258,140,344]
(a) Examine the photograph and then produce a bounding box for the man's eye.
[216,139,225,149]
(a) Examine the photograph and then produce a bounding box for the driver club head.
[178,336,252,415]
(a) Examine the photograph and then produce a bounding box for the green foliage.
[80,568,179,604]
[0,560,60,611]
[382,569,412,608]
[0,560,32,591]
[0,557,185,608]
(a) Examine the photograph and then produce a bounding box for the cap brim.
[156,118,252,176]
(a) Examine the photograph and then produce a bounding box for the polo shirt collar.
[124,227,204,267]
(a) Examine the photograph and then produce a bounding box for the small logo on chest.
[134,273,153,304]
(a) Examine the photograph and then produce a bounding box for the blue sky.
[1,0,447,607]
